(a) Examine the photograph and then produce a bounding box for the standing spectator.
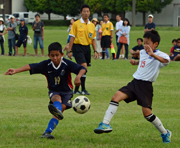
[115,14,124,58]
[130,38,144,59]
[63,18,75,55]
[101,14,114,60]
[15,18,28,56]
[170,39,177,56]
[7,15,17,56]
[116,18,131,59]
[68,4,98,95]
[144,14,156,33]
[32,14,44,56]
[0,18,8,56]
[92,18,102,58]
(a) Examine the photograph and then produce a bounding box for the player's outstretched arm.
[130,59,139,65]
[4,64,31,75]
[74,69,86,86]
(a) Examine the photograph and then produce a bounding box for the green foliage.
[136,0,173,13]
[24,0,84,20]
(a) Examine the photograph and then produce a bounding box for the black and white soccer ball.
[72,96,91,114]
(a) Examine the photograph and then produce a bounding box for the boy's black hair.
[137,38,143,42]
[48,42,62,54]
[80,4,90,12]
[35,14,40,18]
[103,13,109,18]
[176,38,180,42]
[123,18,130,26]
[143,30,160,45]
[116,14,121,17]
[172,39,177,43]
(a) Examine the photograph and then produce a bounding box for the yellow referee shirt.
[69,18,96,45]
[102,21,114,36]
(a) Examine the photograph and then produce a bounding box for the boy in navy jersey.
[170,38,180,61]
[130,38,144,59]
[4,42,86,139]
[94,30,172,143]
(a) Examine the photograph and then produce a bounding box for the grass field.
[0,26,180,148]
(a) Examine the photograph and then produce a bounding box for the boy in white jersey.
[94,30,171,143]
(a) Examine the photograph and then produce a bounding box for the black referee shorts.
[72,44,91,66]
[101,35,111,48]
[119,79,153,109]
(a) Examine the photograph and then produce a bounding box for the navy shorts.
[119,79,153,109]
[16,38,27,48]
[49,90,73,110]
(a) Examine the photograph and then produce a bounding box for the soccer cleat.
[41,132,55,139]
[81,90,90,95]
[73,91,81,95]
[161,129,172,143]
[94,122,112,134]
[48,104,64,120]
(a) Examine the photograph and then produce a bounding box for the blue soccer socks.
[45,118,59,133]
[53,101,62,111]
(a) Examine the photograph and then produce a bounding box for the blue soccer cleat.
[161,129,172,143]
[94,122,112,134]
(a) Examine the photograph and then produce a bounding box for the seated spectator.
[130,38,144,59]
[170,38,180,61]
[170,39,177,56]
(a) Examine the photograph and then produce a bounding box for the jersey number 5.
[54,76,60,85]
[140,61,146,68]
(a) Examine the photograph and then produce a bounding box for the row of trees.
[24,0,173,25]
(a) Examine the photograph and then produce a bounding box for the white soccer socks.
[145,114,167,134]
[103,101,119,125]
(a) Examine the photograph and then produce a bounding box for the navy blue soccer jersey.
[29,58,86,92]
[132,45,144,51]
[19,25,28,40]
[173,45,180,56]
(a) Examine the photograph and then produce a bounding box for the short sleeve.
[41,21,44,27]
[29,60,48,75]
[110,22,113,30]
[132,46,137,51]
[158,52,170,68]
[26,26,28,33]
[153,23,156,29]
[170,47,174,53]
[66,59,87,74]
[93,26,96,39]
[69,22,77,37]
[144,24,147,29]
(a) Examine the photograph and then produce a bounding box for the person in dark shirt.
[170,38,180,61]
[15,18,28,56]
[130,38,144,59]
[4,42,87,139]
[144,14,156,33]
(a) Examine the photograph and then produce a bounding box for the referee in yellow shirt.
[68,4,98,95]
[101,14,114,59]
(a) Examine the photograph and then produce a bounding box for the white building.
[126,0,180,27]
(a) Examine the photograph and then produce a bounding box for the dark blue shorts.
[15,38,27,48]
[48,90,73,109]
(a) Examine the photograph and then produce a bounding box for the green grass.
[0,26,180,147]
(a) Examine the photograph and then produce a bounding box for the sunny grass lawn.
[0,27,180,147]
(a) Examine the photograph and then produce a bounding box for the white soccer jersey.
[133,49,170,82]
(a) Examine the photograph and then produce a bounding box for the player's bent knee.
[111,91,128,102]
[51,95,62,103]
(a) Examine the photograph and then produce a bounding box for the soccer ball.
[72,96,91,114]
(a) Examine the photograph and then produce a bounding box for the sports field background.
[0,26,180,147]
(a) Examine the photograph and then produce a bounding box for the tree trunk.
[64,15,66,20]
[48,13,51,20]
[120,11,125,20]
[143,12,146,26]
